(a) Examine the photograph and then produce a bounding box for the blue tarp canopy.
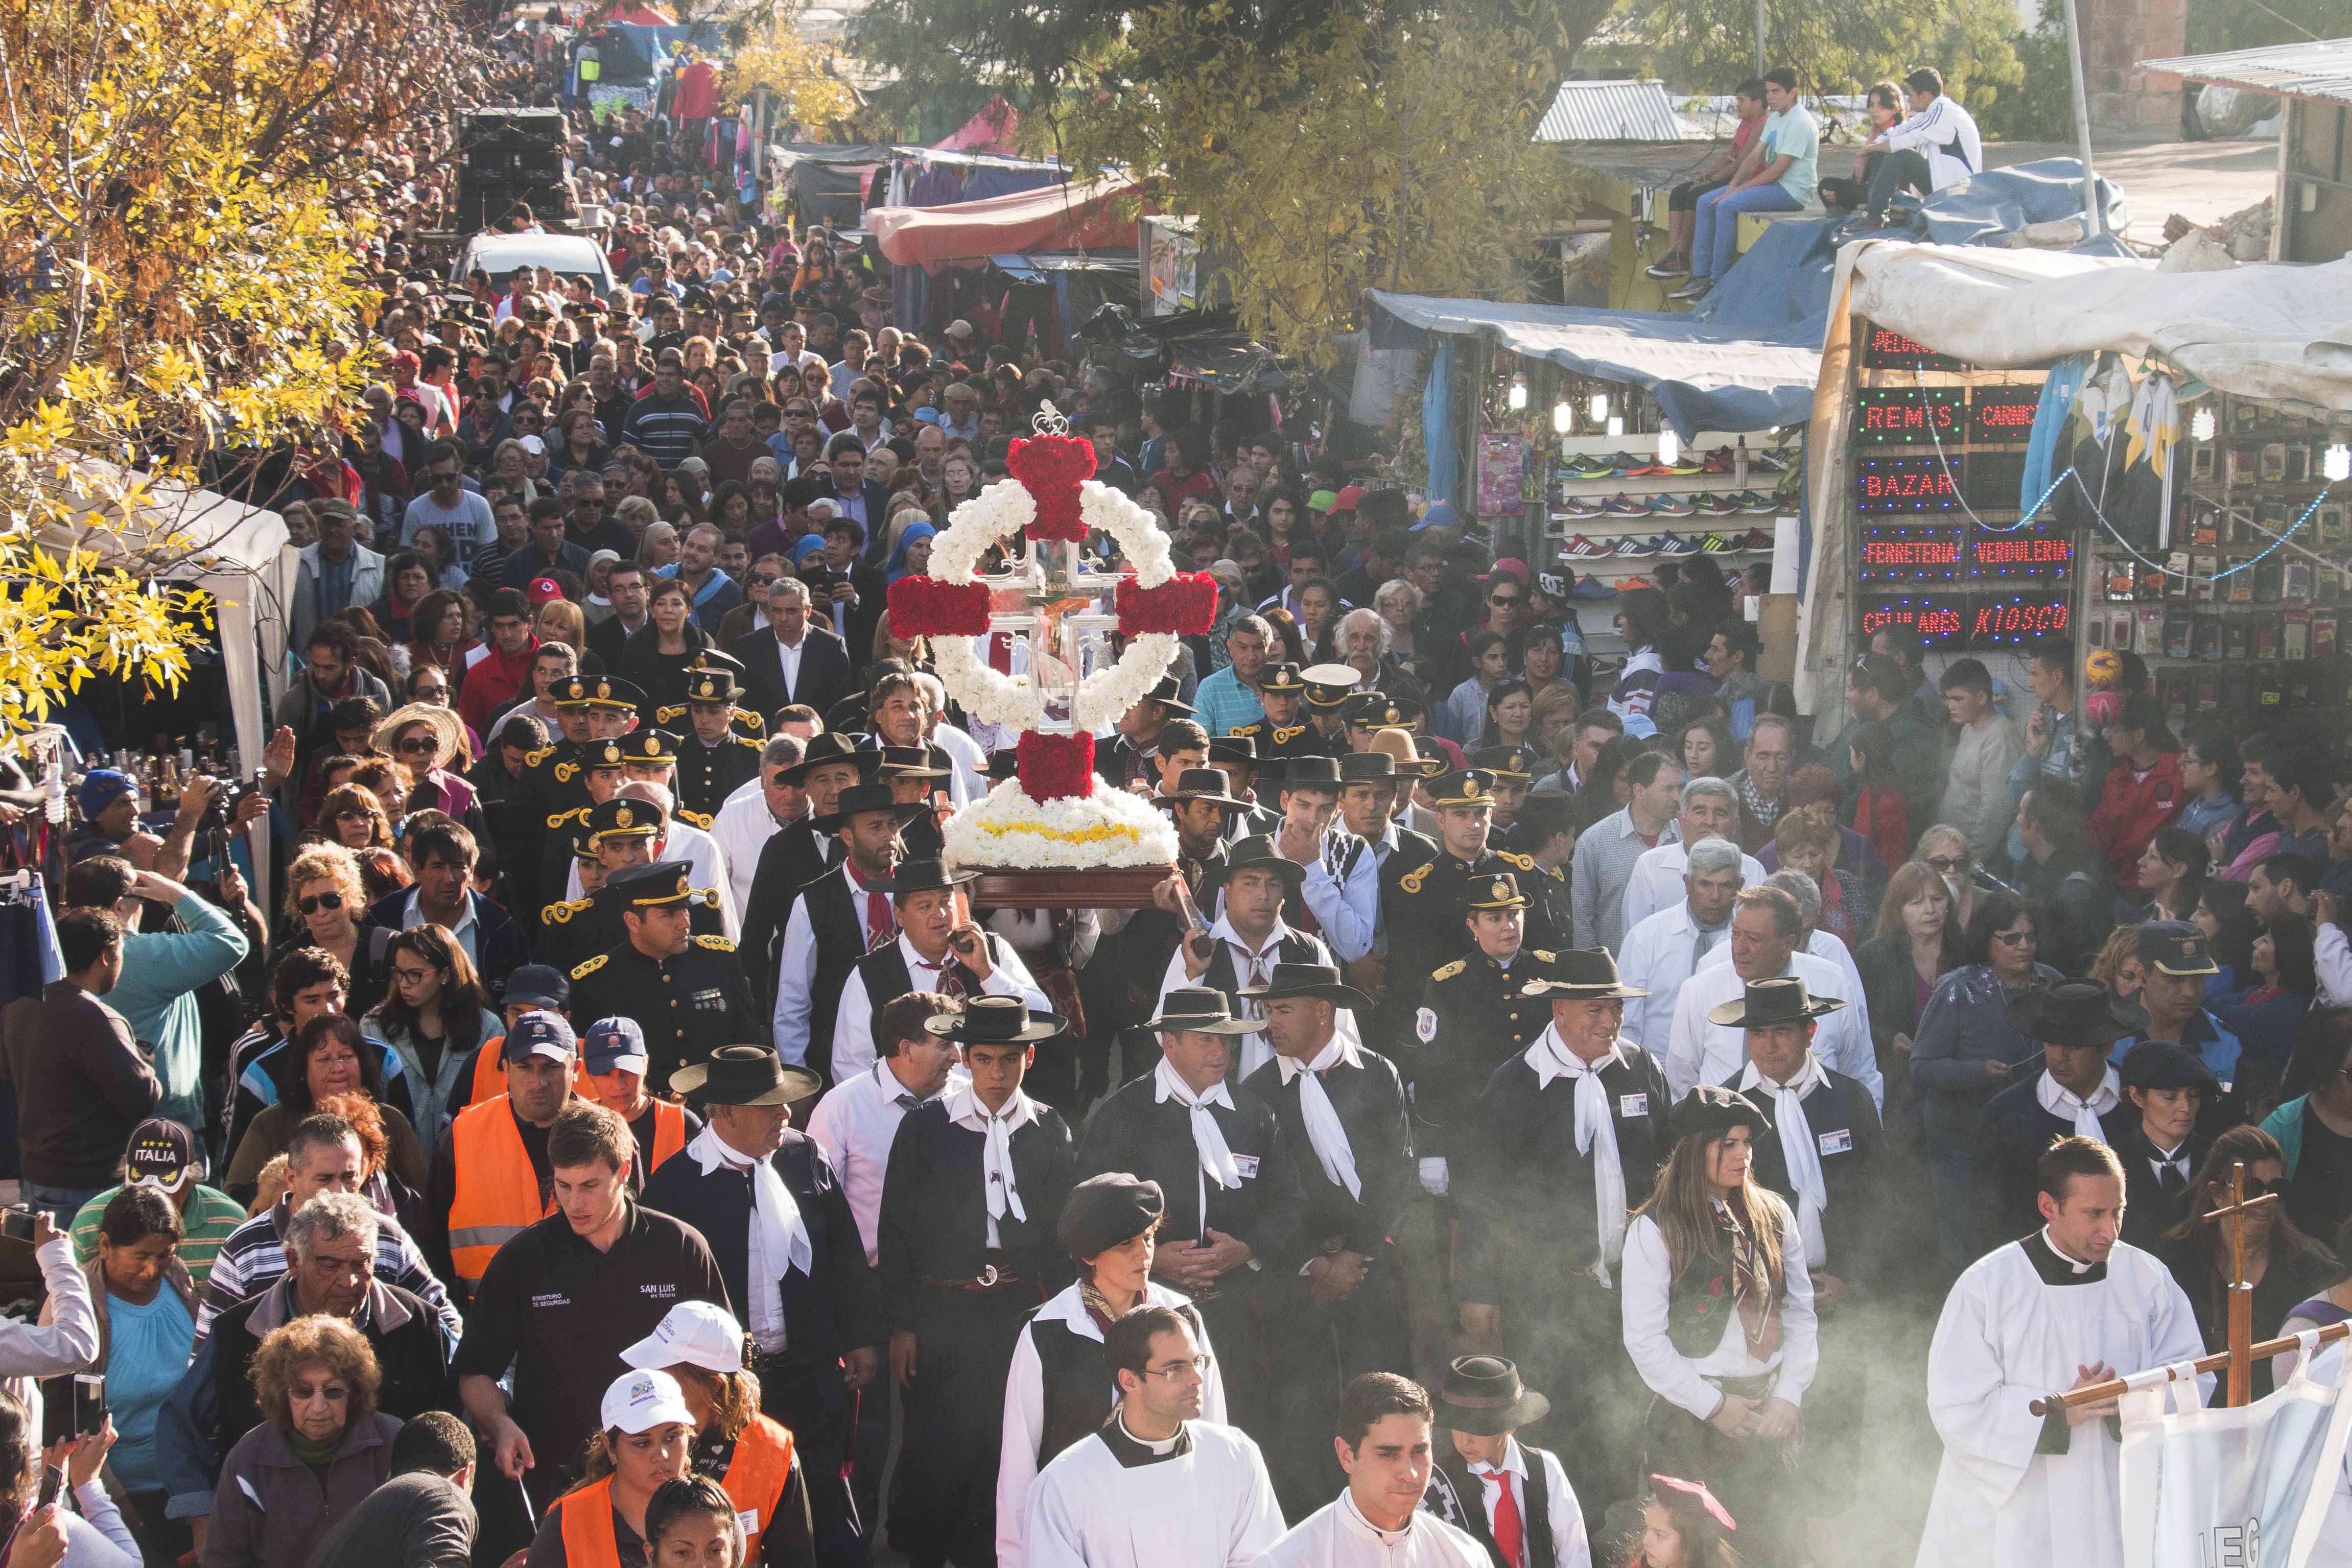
[1368,158,2129,438]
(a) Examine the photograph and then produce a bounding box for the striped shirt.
[1569,807,1682,954]
[1191,665,1266,737]
[70,1183,248,1291]
[195,1196,462,1353]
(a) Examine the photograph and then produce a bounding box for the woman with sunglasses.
[1909,891,2063,1275]
[305,784,396,854]
[2155,1125,2342,1401]
[373,704,483,837]
[1911,823,1978,932]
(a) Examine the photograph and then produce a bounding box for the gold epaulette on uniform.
[547,806,587,828]
[1399,863,1430,893]
[553,762,579,783]
[1533,949,1556,963]
[657,704,685,724]
[694,934,735,952]
[1499,851,1536,871]
[571,954,609,979]
[734,735,762,751]
[526,746,557,766]
[679,809,713,830]
[1432,959,1466,981]
[1273,725,1306,743]
[542,897,591,924]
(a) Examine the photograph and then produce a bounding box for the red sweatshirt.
[457,636,540,736]
[2088,751,2183,892]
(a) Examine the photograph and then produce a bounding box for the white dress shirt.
[2035,1065,2121,1141]
[1696,925,1865,1002]
[771,626,807,699]
[712,780,789,920]
[1457,1437,1592,1568]
[945,1082,1040,1247]
[685,1124,811,1353]
[830,931,1053,1082]
[804,1058,968,1265]
[1665,949,1882,1108]
[771,862,896,1066]
[1620,1199,1819,1419]
[1615,899,1731,1052]
[1156,914,1350,1079]
[1617,840,1767,936]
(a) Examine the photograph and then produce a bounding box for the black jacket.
[301,1471,475,1568]
[877,1099,1075,1329]
[2101,1111,2212,1250]
[2019,845,2118,979]
[204,1277,451,1472]
[1971,1070,2091,1258]
[1722,1064,1889,1293]
[1241,1048,1413,1259]
[1075,1071,1306,1270]
[739,820,838,1010]
[641,1127,883,1367]
[730,625,858,724]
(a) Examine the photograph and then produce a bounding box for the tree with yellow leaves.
[0,0,455,735]
[725,15,856,132]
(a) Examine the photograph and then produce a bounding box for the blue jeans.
[1693,182,1804,279]
[23,1183,103,1226]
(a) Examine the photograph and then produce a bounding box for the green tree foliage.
[1625,0,2027,125]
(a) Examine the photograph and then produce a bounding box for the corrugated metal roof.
[2139,38,2352,104]
[1534,80,1707,143]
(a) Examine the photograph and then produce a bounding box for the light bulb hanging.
[1507,371,1527,411]
[2325,444,2350,483]
[1657,428,1681,467]
[1552,401,1574,436]
[2190,406,2215,442]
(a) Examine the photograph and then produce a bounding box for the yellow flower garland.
[972,819,1142,845]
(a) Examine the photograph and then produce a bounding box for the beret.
[1056,1172,1165,1261]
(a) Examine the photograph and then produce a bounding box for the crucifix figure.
[2199,1158,2280,1407]
[984,535,1122,730]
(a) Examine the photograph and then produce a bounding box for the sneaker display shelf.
[1546,432,1793,588]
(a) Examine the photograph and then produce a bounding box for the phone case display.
[1846,325,2067,651]
[2083,391,2352,729]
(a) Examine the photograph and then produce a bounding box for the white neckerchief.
[689,1124,810,1351]
[1526,1027,1628,1285]
[1154,1057,1241,1231]
[1741,1052,1831,1266]
[946,1082,1038,1240]
[2036,1065,2121,1142]
[1276,1035,1362,1200]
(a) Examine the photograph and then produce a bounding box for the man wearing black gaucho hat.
[1454,947,1670,1518]
[1419,1355,1593,1568]
[1970,980,2141,1254]
[995,1172,1232,1567]
[1237,963,1413,1517]
[772,778,922,1083]
[876,994,1076,1568]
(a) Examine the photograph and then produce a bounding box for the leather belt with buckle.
[916,1264,1034,1294]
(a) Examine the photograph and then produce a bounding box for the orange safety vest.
[718,1415,796,1565]
[554,1476,622,1567]
[469,1035,596,1105]
[445,1094,555,1285]
[642,1098,689,1177]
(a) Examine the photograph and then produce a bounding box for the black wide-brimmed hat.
[1155,769,1250,811]
[877,745,951,780]
[1276,755,1341,791]
[1237,961,1373,1013]
[1224,834,1308,885]
[671,1043,822,1106]
[779,731,879,785]
[1515,789,1578,836]
[1338,752,1395,782]
[1517,947,1648,1000]
[1142,987,1260,1035]
[809,780,929,832]
[873,857,977,894]
[1669,1083,1772,1145]
[1057,1172,1166,1261]
[2007,980,2145,1048]
[1143,676,1194,716]
[1438,1355,1551,1436]
[923,993,1063,1044]
[1209,735,1260,766]
[1707,976,1850,1029]
[2118,1038,2222,1093]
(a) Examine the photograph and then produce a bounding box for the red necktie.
[846,867,893,947]
[1484,1469,1523,1568]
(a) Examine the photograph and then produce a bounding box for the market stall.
[1798,242,2352,741]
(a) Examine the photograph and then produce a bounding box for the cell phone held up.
[39,1373,104,1447]
[0,1205,35,1244]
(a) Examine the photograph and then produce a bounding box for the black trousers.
[1264,1254,1414,1519]
[1499,1273,1637,1522]
[887,1288,1037,1567]
[1193,1280,1276,1447]
[1668,177,1728,213]
[1865,148,1934,216]
[764,1357,867,1568]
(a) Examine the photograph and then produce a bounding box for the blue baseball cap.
[504,964,570,1011]
[78,769,139,818]
[583,1016,649,1075]
[508,1010,578,1063]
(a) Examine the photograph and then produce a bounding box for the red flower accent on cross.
[886,576,993,637]
[1116,572,1219,637]
[1017,732,1097,800]
[1005,433,1096,542]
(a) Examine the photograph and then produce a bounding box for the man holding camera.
[828,859,1055,1083]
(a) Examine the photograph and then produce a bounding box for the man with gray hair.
[158,1191,454,1542]
[1618,775,1767,933]
[712,733,806,918]
[1617,835,1748,1052]
[1664,885,1880,1106]
[732,569,857,719]
[1193,613,1277,737]
[1698,865,1869,1004]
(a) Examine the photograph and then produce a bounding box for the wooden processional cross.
[2031,1161,2352,1421]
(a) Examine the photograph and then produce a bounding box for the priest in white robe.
[1024,1304,1282,1568]
[1917,1135,2207,1568]
[1258,1372,1490,1568]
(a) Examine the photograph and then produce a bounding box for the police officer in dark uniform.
[538,735,631,911]
[568,860,760,1085]
[1468,744,1542,839]
[1501,789,1577,938]
[1410,873,1549,1197]
[669,666,764,826]
[1230,664,1319,772]
[512,675,644,912]
[1299,664,1359,758]
[656,648,765,742]
[536,825,613,974]
[542,802,731,973]
[1342,692,1413,754]
[1376,770,1555,1051]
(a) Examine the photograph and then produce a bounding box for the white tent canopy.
[33,461,296,882]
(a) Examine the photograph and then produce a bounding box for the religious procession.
[2,0,2350,1566]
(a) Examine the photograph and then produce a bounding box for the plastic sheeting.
[868,175,1145,267]
[1366,290,1821,438]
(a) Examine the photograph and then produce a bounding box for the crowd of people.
[2,24,2349,1568]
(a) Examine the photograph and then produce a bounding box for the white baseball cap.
[599,1368,695,1435]
[620,1300,746,1375]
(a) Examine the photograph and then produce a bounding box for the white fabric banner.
[2118,1335,2352,1568]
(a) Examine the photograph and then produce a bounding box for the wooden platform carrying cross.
[2030,1160,2352,1418]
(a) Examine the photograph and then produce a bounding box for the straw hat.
[373,703,468,771]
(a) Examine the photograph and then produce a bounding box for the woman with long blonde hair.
[1621,1083,1814,1563]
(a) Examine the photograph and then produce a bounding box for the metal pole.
[2057,0,2107,237]
[1755,0,1767,76]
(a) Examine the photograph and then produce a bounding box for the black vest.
[851,934,997,1045]
[1432,1444,1557,1568]
[804,870,882,1082]
[1198,931,1322,1003]
[1029,1296,1208,1469]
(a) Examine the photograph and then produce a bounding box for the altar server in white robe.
[1917,1135,2207,1568]
[1258,1373,1490,1568]
[1024,1303,1283,1568]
